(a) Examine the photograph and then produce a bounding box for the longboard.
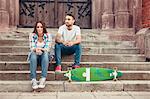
[64,67,123,81]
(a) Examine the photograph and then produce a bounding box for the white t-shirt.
[58,24,81,42]
[37,41,45,48]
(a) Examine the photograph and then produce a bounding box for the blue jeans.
[55,43,82,66]
[29,51,49,79]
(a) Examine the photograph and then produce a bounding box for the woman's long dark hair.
[32,21,48,34]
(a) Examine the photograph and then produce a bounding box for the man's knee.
[55,43,61,49]
[75,44,81,50]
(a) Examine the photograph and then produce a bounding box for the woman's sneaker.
[31,79,38,89]
[38,77,46,89]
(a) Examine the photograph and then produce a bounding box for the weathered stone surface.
[0,46,140,54]
[135,28,150,54]
[0,71,150,80]
[0,81,149,92]
[114,0,130,28]
[1,61,150,71]
[0,28,149,92]
[0,0,9,28]
[0,53,145,62]
[1,62,150,71]
[64,81,123,92]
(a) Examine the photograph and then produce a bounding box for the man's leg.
[74,44,82,66]
[55,43,64,72]
[55,43,62,66]
[61,44,82,68]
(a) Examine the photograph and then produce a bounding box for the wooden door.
[19,0,91,28]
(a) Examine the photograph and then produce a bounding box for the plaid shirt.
[29,33,52,52]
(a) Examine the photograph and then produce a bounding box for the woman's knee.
[30,52,37,60]
[42,52,49,60]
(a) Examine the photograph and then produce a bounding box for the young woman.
[28,21,52,89]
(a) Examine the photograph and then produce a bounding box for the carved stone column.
[0,0,9,28]
[115,0,130,28]
[7,0,19,27]
[92,0,102,28]
[102,0,114,29]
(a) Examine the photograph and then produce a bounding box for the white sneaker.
[38,77,46,89]
[31,79,38,89]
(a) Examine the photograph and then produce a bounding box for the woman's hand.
[35,48,43,55]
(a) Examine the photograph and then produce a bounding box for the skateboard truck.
[110,67,118,81]
[113,67,118,81]
[67,66,72,71]
[64,70,72,82]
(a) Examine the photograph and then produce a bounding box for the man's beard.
[66,24,72,27]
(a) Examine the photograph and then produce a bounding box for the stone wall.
[0,0,143,29]
[92,0,142,29]
[142,0,150,28]
[0,0,19,29]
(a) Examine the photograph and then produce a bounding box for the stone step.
[0,71,149,80]
[0,53,145,62]
[1,92,150,99]
[5,28,134,41]
[15,28,135,35]
[1,61,150,71]
[1,29,135,43]
[0,80,149,92]
[0,40,135,47]
[0,46,140,54]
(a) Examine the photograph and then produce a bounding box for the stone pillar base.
[115,11,129,28]
[102,13,114,29]
[0,10,9,28]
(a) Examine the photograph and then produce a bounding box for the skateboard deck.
[64,67,123,81]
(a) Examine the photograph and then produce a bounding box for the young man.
[55,14,82,73]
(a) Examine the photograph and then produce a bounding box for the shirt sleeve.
[76,26,81,35]
[29,33,36,51]
[44,33,52,52]
[58,26,63,35]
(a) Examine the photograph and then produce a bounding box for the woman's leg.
[40,51,49,78]
[29,52,38,80]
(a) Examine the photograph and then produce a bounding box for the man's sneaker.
[38,77,46,89]
[55,65,61,73]
[31,79,38,89]
[72,65,80,69]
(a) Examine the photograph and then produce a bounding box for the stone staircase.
[0,28,150,92]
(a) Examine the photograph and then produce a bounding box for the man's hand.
[63,41,74,46]
[67,41,74,46]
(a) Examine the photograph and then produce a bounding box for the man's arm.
[55,33,64,43]
[71,35,81,44]
[67,35,81,46]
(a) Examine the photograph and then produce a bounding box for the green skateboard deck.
[64,67,123,81]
